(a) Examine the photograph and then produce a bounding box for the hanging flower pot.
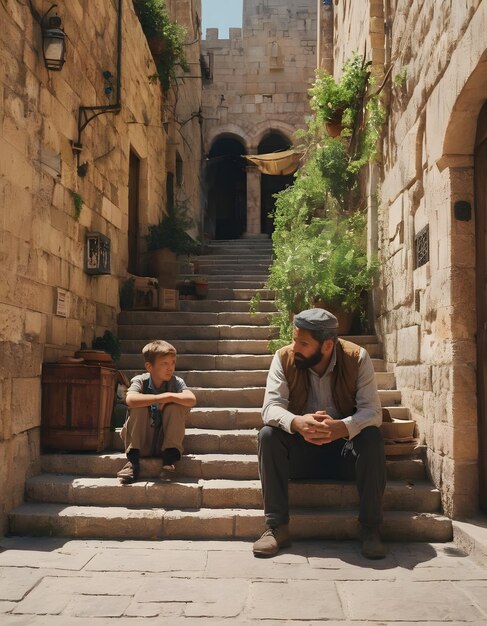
[325,108,345,138]
[147,35,166,59]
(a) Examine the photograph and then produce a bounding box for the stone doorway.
[258,132,294,236]
[206,136,247,240]
[475,101,487,513]
[127,150,140,274]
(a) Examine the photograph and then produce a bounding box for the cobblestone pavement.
[0,536,486,624]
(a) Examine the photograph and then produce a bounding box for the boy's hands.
[291,410,348,445]
[157,392,171,410]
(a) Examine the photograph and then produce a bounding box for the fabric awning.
[244,149,303,176]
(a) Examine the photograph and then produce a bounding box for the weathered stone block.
[397,325,420,364]
[11,377,41,435]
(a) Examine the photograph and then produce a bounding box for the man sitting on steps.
[117,340,196,484]
[253,308,387,559]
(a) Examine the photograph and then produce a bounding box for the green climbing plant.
[71,192,83,221]
[133,0,189,92]
[254,53,385,349]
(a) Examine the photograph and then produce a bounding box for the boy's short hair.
[142,340,177,365]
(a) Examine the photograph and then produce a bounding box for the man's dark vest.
[277,338,362,417]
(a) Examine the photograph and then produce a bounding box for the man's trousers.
[258,425,386,528]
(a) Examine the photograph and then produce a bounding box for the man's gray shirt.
[262,346,382,439]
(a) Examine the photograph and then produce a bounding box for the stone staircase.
[9,239,453,541]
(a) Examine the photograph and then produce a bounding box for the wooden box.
[132,285,158,310]
[41,363,118,452]
[158,287,179,311]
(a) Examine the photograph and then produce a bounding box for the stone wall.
[0,0,200,534]
[166,0,203,236]
[332,0,486,517]
[202,0,317,151]
[201,0,318,236]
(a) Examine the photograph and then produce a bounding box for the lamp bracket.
[73,0,123,168]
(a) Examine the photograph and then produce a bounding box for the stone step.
[179,299,277,312]
[180,387,401,408]
[110,424,407,455]
[8,503,452,541]
[193,255,273,263]
[118,311,276,327]
[181,273,270,281]
[181,278,268,289]
[177,354,274,371]
[178,370,270,388]
[206,247,272,254]
[117,369,394,389]
[120,339,272,355]
[118,354,387,373]
[119,337,382,358]
[207,288,275,300]
[195,265,271,273]
[41,452,426,481]
[374,371,396,390]
[184,428,259,454]
[195,266,271,275]
[25,475,441,512]
[118,324,279,341]
[208,241,272,248]
[185,405,408,429]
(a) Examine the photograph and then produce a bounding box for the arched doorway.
[475,101,487,513]
[258,131,294,236]
[206,136,247,240]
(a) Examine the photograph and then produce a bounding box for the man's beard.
[294,347,323,370]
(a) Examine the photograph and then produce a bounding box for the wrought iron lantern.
[42,15,66,71]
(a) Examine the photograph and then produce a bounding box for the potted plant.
[309,53,371,138]
[266,201,377,342]
[132,0,189,92]
[145,202,200,281]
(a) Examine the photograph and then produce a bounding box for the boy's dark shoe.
[253,525,291,557]
[162,447,181,465]
[360,526,387,559]
[117,449,140,484]
[117,461,139,483]
[160,448,181,478]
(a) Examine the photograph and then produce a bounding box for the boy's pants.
[120,403,189,457]
[258,425,386,529]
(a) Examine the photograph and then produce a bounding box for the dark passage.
[206,137,247,240]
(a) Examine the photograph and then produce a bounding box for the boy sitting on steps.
[117,340,196,484]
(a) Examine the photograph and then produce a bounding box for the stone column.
[243,165,264,238]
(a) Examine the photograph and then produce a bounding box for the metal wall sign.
[85,232,111,275]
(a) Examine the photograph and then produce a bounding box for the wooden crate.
[158,287,179,311]
[41,363,118,452]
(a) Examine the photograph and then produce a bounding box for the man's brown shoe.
[360,527,387,559]
[253,525,291,557]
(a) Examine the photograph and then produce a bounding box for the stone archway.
[431,4,487,515]
[474,103,487,512]
[249,120,299,153]
[205,135,247,240]
[257,131,294,236]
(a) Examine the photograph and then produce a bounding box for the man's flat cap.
[293,308,338,331]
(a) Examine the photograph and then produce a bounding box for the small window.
[415,225,429,268]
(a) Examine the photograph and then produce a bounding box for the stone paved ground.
[0,537,487,624]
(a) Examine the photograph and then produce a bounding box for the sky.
[201,0,243,39]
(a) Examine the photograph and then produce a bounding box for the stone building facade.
[201,0,318,239]
[166,0,203,236]
[330,0,487,517]
[0,0,201,533]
